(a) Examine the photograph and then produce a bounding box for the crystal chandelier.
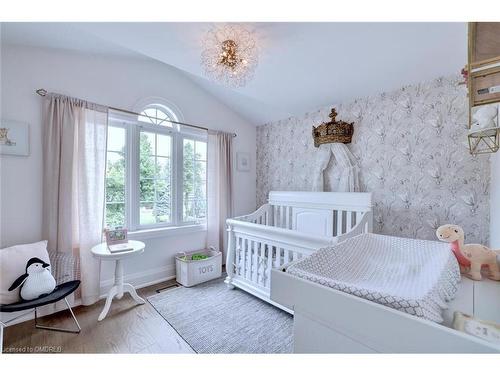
[201,24,258,88]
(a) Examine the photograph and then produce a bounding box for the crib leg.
[226,283,235,290]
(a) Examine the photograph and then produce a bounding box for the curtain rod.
[35,88,237,137]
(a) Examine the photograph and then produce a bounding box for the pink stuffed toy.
[436,224,500,281]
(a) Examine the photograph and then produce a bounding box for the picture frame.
[105,228,128,246]
[0,120,30,156]
[236,152,250,171]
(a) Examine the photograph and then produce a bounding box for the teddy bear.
[436,224,500,281]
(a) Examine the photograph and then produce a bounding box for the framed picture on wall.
[0,120,30,156]
[236,152,250,172]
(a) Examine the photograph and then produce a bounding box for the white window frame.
[106,104,208,236]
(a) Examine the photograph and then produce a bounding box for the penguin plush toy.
[8,257,56,301]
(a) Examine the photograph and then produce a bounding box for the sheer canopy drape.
[207,131,234,259]
[312,143,360,192]
[42,94,108,305]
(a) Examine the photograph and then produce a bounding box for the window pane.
[196,161,207,182]
[106,178,125,203]
[139,179,155,202]
[183,200,194,222]
[140,202,155,225]
[105,125,126,228]
[138,106,173,127]
[156,179,171,223]
[107,127,126,152]
[194,200,207,219]
[140,156,155,178]
[183,139,207,222]
[157,134,171,157]
[156,179,171,202]
[139,108,157,125]
[195,141,207,161]
[183,139,195,155]
[106,203,125,228]
[156,157,171,179]
[106,152,125,198]
[140,132,156,155]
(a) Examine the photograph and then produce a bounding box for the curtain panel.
[207,131,234,260]
[42,94,108,305]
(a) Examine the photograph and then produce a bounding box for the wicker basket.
[312,108,354,147]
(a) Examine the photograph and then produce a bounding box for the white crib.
[224,191,373,311]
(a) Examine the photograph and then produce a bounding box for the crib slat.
[274,245,280,268]
[243,238,248,279]
[285,206,290,229]
[347,211,353,231]
[266,243,273,288]
[336,210,343,235]
[246,238,251,280]
[252,240,258,283]
[250,240,254,279]
[236,236,242,276]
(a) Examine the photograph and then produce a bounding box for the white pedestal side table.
[91,240,146,321]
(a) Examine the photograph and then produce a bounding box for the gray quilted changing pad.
[286,233,461,323]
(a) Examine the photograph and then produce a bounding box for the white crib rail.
[225,219,337,306]
[225,191,373,311]
[232,204,273,226]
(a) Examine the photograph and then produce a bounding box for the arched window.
[138,103,178,127]
[104,100,207,232]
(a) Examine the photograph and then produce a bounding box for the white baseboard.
[99,264,176,298]
[2,265,177,328]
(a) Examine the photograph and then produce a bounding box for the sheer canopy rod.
[35,88,237,137]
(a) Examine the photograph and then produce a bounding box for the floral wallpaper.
[256,75,490,243]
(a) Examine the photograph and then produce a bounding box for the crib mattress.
[286,233,461,323]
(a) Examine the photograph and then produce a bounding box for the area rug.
[147,278,293,353]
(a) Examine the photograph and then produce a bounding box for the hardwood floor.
[2,280,195,354]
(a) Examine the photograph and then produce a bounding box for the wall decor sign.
[0,120,30,156]
[236,152,251,171]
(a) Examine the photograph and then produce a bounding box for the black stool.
[0,280,81,352]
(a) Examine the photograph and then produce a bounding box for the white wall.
[491,152,500,249]
[0,44,256,290]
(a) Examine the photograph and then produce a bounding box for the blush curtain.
[207,131,234,260]
[42,94,108,306]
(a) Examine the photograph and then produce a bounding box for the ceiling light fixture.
[201,24,258,88]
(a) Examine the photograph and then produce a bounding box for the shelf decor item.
[467,22,500,154]
[467,103,500,154]
[312,108,354,147]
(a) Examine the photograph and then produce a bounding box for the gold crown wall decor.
[312,108,354,147]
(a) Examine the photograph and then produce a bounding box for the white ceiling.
[1,22,467,125]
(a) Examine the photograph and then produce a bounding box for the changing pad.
[286,233,461,322]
